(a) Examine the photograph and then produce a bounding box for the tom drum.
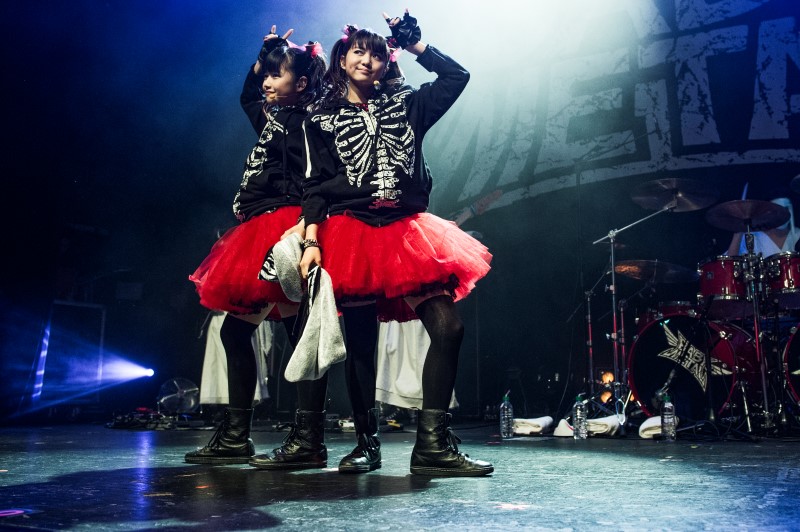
[697,256,754,320]
[764,252,800,309]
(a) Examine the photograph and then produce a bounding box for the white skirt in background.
[199,312,272,405]
[376,320,458,410]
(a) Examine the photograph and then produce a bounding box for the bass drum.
[782,326,800,407]
[628,313,757,421]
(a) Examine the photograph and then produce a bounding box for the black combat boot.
[338,408,381,474]
[410,409,494,476]
[184,407,255,464]
[249,410,328,470]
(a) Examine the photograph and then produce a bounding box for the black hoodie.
[233,66,307,222]
[302,45,469,227]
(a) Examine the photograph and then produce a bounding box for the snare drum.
[697,256,753,320]
[764,252,800,309]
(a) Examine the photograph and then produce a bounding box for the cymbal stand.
[762,301,790,430]
[578,270,617,417]
[593,196,678,408]
[743,230,773,430]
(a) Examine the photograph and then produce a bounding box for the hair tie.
[341,24,359,41]
[306,41,322,58]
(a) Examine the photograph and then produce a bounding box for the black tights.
[342,304,379,418]
[340,296,464,416]
[221,313,329,412]
[415,295,464,410]
[220,315,259,410]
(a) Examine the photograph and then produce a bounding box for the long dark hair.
[263,41,327,110]
[322,27,393,105]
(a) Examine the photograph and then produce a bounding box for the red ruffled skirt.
[189,206,301,316]
[317,213,492,321]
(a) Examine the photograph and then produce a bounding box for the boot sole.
[250,461,327,470]
[410,465,494,477]
[185,456,253,465]
[338,462,381,474]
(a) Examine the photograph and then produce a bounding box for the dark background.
[2,1,798,424]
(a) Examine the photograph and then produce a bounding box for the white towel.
[260,234,347,382]
[284,265,346,382]
[552,415,624,437]
[259,233,304,302]
[553,418,574,437]
[512,416,554,435]
[587,414,622,436]
[638,415,680,438]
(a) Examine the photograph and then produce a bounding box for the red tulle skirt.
[189,206,301,316]
[317,213,492,321]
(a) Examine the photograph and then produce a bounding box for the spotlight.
[600,371,615,385]
[102,359,155,381]
[599,390,613,403]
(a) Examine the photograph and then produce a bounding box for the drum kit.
[589,178,800,435]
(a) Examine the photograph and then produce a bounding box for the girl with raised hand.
[301,11,494,477]
[186,26,330,469]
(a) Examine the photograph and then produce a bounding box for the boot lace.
[280,423,300,447]
[444,426,469,458]
[444,426,463,454]
[202,415,229,450]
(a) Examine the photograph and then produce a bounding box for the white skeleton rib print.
[233,111,286,217]
[314,93,415,210]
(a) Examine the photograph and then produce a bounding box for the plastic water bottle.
[661,394,676,441]
[572,395,588,440]
[499,391,514,439]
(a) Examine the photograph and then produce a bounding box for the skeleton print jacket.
[233,66,307,222]
[302,46,469,226]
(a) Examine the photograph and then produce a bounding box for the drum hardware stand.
[737,378,754,433]
[584,288,598,398]
[742,232,774,431]
[766,321,796,432]
[593,196,678,422]
[571,270,617,418]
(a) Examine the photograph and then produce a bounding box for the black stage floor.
[1,421,800,531]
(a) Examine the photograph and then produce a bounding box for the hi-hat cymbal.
[705,199,790,232]
[614,260,699,283]
[630,178,719,212]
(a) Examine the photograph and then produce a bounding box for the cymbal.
[614,260,699,283]
[705,199,790,232]
[630,178,719,212]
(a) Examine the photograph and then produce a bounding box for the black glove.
[386,12,421,49]
[257,36,287,66]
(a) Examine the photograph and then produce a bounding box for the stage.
[1,421,799,531]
